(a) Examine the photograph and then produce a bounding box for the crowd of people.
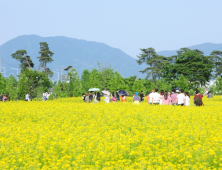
[82,88,213,106]
[0,88,214,104]
[25,92,55,101]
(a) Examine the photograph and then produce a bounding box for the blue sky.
[0,0,222,58]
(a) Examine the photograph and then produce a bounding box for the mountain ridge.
[0,35,222,81]
[0,35,145,80]
[157,42,222,56]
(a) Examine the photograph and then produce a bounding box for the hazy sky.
[0,0,222,58]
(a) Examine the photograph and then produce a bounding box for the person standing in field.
[140,91,144,102]
[185,92,190,106]
[163,91,171,105]
[111,92,116,102]
[84,93,90,102]
[147,89,155,104]
[104,94,110,103]
[3,95,8,102]
[133,92,140,104]
[96,92,101,102]
[42,92,47,101]
[46,92,50,100]
[121,95,127,102]
[93,92,98,103]
[176,89,186,106]
[116,90,120,101]
[89,91,93,103]
[194,89,207,106]
[152,89,160,105]
[82,93,86,101]
[0,93,3,102]
[171,89,178,106]
[25,92,30,101]
[159,90,164,105]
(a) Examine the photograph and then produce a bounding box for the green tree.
[5,75,17,100]
[81,69,91,92]
[98,64,114,90]
[88,69,101,90]
[109,71,128,93]
[132,79,145,93]
[0,73,6,93]
[215,76,222,94]
[175,49,214,87]
[37,42,54,77]
[53,80,70,98]
[54,80,62,97]
[68,68,82,97]
[137,47,169,83]
[174,74,189,92]
[210,50,222,78]
[143,79,152,93]
[162,48,214,87]
[17,69,52,100]
[11,50,34,70]
[124,76,137,93]
[161,63,177,82]
[154,78,172,92]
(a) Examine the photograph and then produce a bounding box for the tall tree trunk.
[24,54,32,70]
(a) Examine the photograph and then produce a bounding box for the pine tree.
[137,47,170,82]
[210,50,222,78]
[11,50,34,70]
[37,42,54,77]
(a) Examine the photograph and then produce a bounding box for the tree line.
[0,45,222,101]
[137,47,222,86]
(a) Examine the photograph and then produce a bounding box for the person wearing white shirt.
[147,89,155,104]
[185,92,190,106]
[152,89,161,105]
[104,94,110,103]
[176,89,186,106]
[42,92,47,101]
[46,92,50,100]
[25,92,30,101]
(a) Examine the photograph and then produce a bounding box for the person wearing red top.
[194,89,207,106]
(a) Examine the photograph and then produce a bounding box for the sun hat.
[135,92,138,95]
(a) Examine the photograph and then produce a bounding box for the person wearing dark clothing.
[82,93,86,102]
[0,94,3,102]
[3,95,8,102]
[89,92,93,102]
[96,92,101,102]
[194,89,207,106]
[140,91,144,102]
[116,90,120,101]
[207,91,213,98]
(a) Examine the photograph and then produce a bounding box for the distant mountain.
[157,42,222,56]
[0,35,145,80]
[1,35,222,80]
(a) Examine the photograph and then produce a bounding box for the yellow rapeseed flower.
[0,96,221,169]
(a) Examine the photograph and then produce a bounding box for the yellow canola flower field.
[0,96,222,170]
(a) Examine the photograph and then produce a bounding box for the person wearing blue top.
[133,92,141,105]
